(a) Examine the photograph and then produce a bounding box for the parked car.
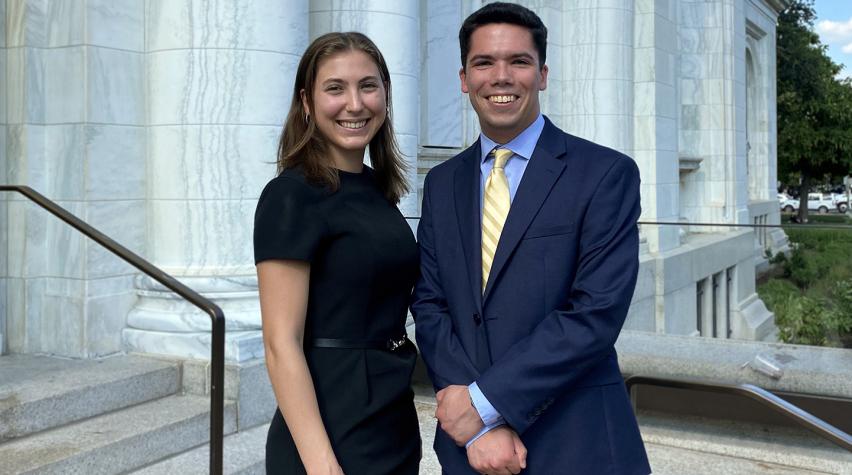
[779,193,835,214]
[831,193,849,213]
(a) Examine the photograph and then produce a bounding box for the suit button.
[473,313,482,325]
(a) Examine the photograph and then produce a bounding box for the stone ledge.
[616,331,852,399]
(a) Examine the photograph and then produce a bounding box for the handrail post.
[209,307,225,475]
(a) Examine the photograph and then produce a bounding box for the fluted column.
[309,0,420,217]
[123,0,309,362]
[561,1,634,154]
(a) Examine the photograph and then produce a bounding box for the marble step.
[0,354,179,441]
[131,422,268,475]
[122,394,847,475]
[418,392,848,475]
[0,394,237,475]
[637,410,852,475]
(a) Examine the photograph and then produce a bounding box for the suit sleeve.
[411,173,481,390]
[476,156,641,434]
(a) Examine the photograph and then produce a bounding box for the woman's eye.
[362,83,378,90]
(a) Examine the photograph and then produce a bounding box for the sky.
[813,0,852,80]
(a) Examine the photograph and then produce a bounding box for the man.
[411,3,651,474]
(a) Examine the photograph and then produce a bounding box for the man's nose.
[492,61,512,84]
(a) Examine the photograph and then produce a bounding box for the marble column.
[4,0,145,358]
[679,0,743,228]
[123,0,308,362]
[0,0,7,354]
[309,0,420,218]
[634,0,680,254]
[561,1,634,155]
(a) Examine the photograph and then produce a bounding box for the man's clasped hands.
[435,385,528,475]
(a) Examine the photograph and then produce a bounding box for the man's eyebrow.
[468,54,495,63]
[468,52,535,62]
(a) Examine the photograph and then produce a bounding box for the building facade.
[0,0,789,360]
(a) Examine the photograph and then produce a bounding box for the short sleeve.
[253,177,326,264]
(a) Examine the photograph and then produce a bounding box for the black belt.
[310,335,410,351]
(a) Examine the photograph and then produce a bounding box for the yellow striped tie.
[482,148,513,291]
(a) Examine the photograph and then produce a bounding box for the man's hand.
[435,385,485,445]
[466,426,527,475]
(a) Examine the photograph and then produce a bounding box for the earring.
[304,113,310,124]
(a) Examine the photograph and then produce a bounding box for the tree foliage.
[777,0,852,221]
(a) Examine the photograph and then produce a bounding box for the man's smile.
[488,95,518,104]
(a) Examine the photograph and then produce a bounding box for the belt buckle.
[387,336,407,351]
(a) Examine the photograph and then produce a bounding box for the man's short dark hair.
[459,2,547,71]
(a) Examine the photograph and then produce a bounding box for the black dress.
[254,166,421,474]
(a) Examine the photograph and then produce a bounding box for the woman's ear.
[300,89,310,116]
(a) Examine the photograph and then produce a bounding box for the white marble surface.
[87,0,144,51]
[88,48,144,125]
[46,0,85,47]
[147,49,296,126]
[44,46,85,124]
[85,125,146,200]
[147,199,256,272]
[421,0,463,147]
[147,125,278,200]
[6,47,45,124]
[0,0,6,48]
[85,200,146,278]
[146,0,307,53]
[123,328,265,363]
[6,0,47,47]
[44,124,85,200]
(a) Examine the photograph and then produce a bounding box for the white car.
[779,193,835,214]
[830,193,848,213]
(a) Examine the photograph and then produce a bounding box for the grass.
[758,224,852,347]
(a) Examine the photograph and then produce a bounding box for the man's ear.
[539,64,549,91]
[459,67,469,94]
[300,89,310,116]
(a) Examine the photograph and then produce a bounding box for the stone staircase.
[0,354,237,475]
[2,355,850,474]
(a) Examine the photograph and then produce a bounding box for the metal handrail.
[0,185,225,474]
[403,216,852,230]
[625,375,852,452]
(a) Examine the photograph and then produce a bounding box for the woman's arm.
[257,259,343,475]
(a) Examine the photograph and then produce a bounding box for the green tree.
[777,0,852,222]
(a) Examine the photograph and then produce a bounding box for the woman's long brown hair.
[277,32,409,204]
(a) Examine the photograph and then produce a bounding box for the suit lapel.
[483,121,568,300]
[453,141,484,312]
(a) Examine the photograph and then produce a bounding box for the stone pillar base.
[124,275,263,362]
[123,328,264,363]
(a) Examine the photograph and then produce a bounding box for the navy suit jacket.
[411,118,650,474]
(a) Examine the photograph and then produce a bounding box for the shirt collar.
[479,114,545,164]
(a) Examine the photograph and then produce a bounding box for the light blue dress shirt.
[467,114,545,446]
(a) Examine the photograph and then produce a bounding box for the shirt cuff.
[465,422,506,448]
[468,382,503,426]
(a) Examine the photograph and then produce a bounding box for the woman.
[254,32,421,474]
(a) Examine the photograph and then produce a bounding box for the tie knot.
[492,148,513,169]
